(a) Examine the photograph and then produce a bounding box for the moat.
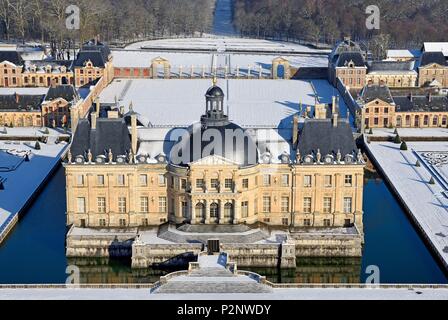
[0,166,446,284]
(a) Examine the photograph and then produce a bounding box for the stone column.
[205,201,210,224]
[191,199,196,224]
[233,200,239,225]
[218,200,224,225]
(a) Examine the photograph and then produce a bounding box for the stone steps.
[156,281,272,294]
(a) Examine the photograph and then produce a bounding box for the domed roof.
[169,121,259,167]
[206,85,224,98]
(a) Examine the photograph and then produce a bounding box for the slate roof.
[0,94,44,112]
[393,95,448,112]
[44,85,79,103]
[420,52,447,67]
[358,85,394,104]
[368,61,414,72]
[24,60,72,73]
[70,117,132,161]
[82,39,111,62]
[335,52,366,68]
[73,51,106,68]
[297,119,358,157]
[0,51,24,66]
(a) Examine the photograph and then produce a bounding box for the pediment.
[190,155,238,166]
[365,98,393,106]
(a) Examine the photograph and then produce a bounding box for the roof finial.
[212,75,217,87]
[129,101,133,112]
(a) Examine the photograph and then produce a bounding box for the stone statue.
[108,149,113,163]
[87,149,92,163]
[128,149,135,164]
[357,149,363,163]
[296,149,301,163]
[336,149,342,163]
[67,149,72,164]
[316,149,322,163]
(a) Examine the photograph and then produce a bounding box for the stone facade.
[419,63,448,87]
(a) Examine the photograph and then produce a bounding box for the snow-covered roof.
[111,50,328,70]
[99,79,316,128]
[386,49,421,59]
[423,42,448,57]
[0,87,49,95]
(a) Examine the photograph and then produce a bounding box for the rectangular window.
[282,218,289,226]
[159,196,167,213]
[262,196,271,213]
[76,197,86,213]
[241,201,249,218]
[196,179,205,189]
[304,175,312,187]
[303,197,312,213]
[345,175,353,186]
[97,175,105,186]
[324,175,332,187]
[180,179,187,190]
[323,219,331,227]
[304,219,311,227]
[263,175,271,186]
[142,218,149,226]
[281,196,289,213]
[118,197,127,213]
[141,197,149,213]
[242,178,249,189]
[119,219,127,227]
[76,175,84,186]
[344,197,353,214]
[225,178,233,189]
[181,201,188,218]
[97,197,106,213]
[323,197,332,214]
[117,174,125,186]
[344,219,352,227]
[99,219,106,227]
[211,179,219,190]
[158,174,166,186]
[139,174,148,187]
[281,174,289,187]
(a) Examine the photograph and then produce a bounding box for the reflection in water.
[69,257,362,285]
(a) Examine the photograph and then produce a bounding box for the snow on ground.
[370,127,448,138]
[0,127,66,138]
[125,37,331,54]
[99,78,318,128]
[112,50,328,70]
[0,139,67,238]
[0,286,446,300]
[0,87,49,95]
[366,141,448,270]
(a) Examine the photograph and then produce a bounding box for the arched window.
[224,203,233,218]
[210,203,219,218]
[443,116,448,126]
[405,115,411,126]
[414,115,420,127]
[433,116,439,126]
[195,203,205,220]
[424,115,429,126]
[396,116,402,127]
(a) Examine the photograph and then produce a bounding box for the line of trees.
[233,0,448,50]
[0,0,214,48]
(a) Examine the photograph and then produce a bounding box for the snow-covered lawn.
[369,128,448,138]
[0,139,68,239]
[0,286,446,300]
[366,141,448,270]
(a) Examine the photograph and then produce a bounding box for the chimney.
[15,92,19,104]
[428,92,432,103]
[409,92,413,102]
[91,112,97,130]
[95,98,100,115]
[131,113,138,155]
[333,113,339,127]
[292,114,299,146]
[332,96,336,114]
[107,111,119,119]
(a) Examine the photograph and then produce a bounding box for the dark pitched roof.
[368,61,414,72]
[336,52,366,68]
[359,85,394,104]
[45,85,79,103]
[73,51,106,68]
[393,95,448,112]
[82,39,111,62]
[0,94,43,112]
[0,51,24,66]
[297,119,358,157]
[70,117,131,161]
[420,52,447,67]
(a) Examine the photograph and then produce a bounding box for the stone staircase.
[157,224,270,244]
[154,253,272,294]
